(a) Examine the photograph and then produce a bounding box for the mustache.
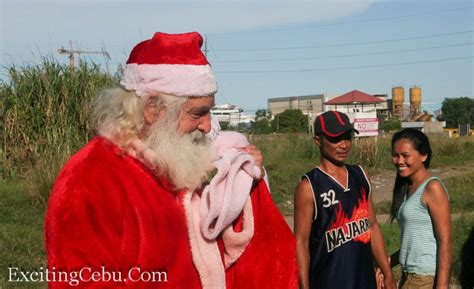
[143,123,213,191]
[189,129,205,142]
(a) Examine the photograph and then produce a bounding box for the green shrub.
[444,172,474,213]
[379,119,401,132]
[431,135,474,166]
[1,58,119,204]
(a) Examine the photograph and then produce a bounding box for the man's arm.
[424,180,452,289]
[294,178,314,289]
[368,194,396,289]
[364,168,396,289]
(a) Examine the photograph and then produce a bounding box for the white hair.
[92,88,185,148]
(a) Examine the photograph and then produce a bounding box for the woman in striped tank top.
[388,128,452,289]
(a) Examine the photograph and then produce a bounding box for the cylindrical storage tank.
[409,86,422,106]
[392,86,404,105]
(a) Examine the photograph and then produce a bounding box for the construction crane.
[58,41,111,68]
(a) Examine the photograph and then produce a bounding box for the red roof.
[325,90,384,105]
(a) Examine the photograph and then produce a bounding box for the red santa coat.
[45,136,297,288]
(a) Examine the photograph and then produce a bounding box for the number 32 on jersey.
[320,190,339,208]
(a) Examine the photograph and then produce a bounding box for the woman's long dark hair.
[390,128,432,221]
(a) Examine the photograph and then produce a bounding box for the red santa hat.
[120,32,218,98]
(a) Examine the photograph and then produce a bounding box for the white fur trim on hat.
[120,63,218,98]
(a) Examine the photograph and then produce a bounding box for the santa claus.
[45,32,297,288]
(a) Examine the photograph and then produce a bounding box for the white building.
[267,94,325,116]
[211,103,255,128]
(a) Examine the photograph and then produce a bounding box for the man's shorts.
[399,272,434,289]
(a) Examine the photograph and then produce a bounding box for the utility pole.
[58,41,111,68]
[203,34,209,57]
[307,100,313,135]
[276,115,279,133]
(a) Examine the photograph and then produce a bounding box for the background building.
[268,94,325,115]
[323,90,387,137]
[324,90,387,113]
[268,94,325,133]
[211,103,255,128]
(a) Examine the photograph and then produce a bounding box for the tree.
[255,109,271,121]
[379,119,401,132]
[219,121,231,131]
[437,97,474,128]
[271,109,308,133]
[250,109,273,134]
[376,110,388,122]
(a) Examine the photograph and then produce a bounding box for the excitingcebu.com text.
[8,266,168,286]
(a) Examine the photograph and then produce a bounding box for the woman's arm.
[294,179,314,289]
[424,180,452,289]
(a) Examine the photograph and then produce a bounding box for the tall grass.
[444,172,474,214]
[251,134,316,213]
[1,58,118,204]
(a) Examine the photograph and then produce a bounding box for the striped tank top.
[397,176,448,275]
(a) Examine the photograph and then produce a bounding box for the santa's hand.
[240,145,264,180]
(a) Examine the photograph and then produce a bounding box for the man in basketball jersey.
[294,110,396,289]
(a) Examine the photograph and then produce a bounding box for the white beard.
[142,120,214,191]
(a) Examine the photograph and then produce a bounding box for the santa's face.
[143,107,214,191]
[178,95,215,135]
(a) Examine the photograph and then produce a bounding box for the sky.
[1,0,473,114]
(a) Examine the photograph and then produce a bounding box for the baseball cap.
[314,111,359,137]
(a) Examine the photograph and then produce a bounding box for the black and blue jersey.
[304,164,375,289]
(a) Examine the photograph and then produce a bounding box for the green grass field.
[0,181,46,288]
